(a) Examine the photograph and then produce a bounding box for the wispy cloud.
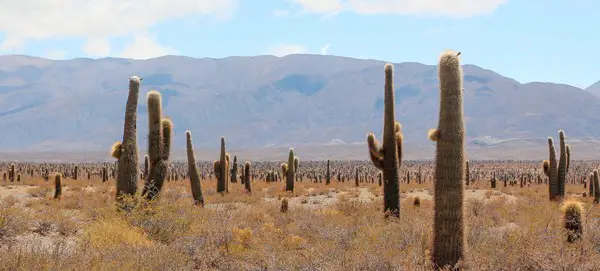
[264,44,308,57]
[320,44,331,55]
[289,0,507,18]
[119,32,179,59]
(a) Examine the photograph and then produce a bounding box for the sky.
[0,0,597,88]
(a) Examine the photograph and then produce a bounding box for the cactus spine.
[186,130,204,206]
[367,63,402,218]
[215,137,229,193]
[282,148,298,191]
[428,51,466,269]
[112,76,141,202]
[142,91,172,200]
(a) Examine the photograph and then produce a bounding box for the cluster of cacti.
[367,63,402,218]
[428,50,466,269]
[141,91,172,200]
[542,130,569,200]
[2,50,596,271]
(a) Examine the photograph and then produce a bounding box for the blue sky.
[0,0,597,88]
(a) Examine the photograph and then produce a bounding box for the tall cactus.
[215,137,230,193]
[325,158,331,185]
[231,155,238,183]
[186,130,204,206]
[111,76,141,202]
[543,131,567,201]
[594,170,600,204]
[557,130,567,198]
[589,172,594,198]
[243,161,251,193]
[54,173,62,200]
[141,91,172,200]
[367,63,402,218]
[282,148,299,191]
[143,155,149,181]
[428,50,465,269]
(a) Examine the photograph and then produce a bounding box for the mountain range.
[1,54,600,161]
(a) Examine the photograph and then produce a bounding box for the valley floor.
[0,177,598,270]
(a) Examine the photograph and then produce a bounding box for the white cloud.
[83,38,112,57]
[0,0,237,53]
[45,50,67,60]
[290,0,344,14]
[289,0,506,18]
[119,32,179,59]
[265,44,308,57]
[320,44,331,55]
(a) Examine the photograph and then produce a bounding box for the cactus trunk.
[186,130,204,206]
[430,51,466,269]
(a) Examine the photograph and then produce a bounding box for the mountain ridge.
[1,53,599,161]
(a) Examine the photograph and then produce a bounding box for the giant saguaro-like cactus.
[325,158,331,185]
[141,91,172,200]
[243,161,251,193]
[231,155,238,183]
[111,76,141,202]
[367,63,402,218]
[282,148,299,191]
[428,50,466,269]
[186,130,204,206]
[214,137,230,193]
[543,130,568,200]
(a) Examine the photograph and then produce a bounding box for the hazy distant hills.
[1,54,600,160]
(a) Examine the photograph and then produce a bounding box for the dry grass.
[0,174,599,271]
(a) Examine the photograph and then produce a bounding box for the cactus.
[143,155,149,181]
[112,76,141,202]
[428,50,466,269]
[73,165,78,180]
[465,161,470,186]
[594,170,600,204]
[243,161,251,193]
[186,130,204,206]
[214,137,230,193]
[102,166,108,182]
[325,159,331,185]
[367,63,402,218]
[589,172,594,198]
[16,173,20,182]
[280,198,289,213]
[141,91,172,200]
[231,155,238,183]
[282,148,299,192]
[557,130,567,198]
[9,163,14,182]
[54,173,62,199]
[543,138,558,200]
[562,200,583,243]
[544,131,568,200]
